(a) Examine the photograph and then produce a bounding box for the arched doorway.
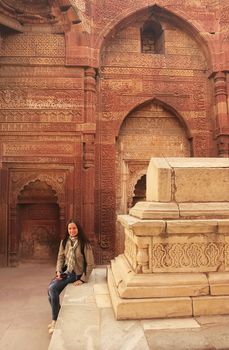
[17,180,60,263]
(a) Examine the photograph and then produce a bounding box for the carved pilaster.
[84,67,96,123]
[217,135,229,158]
[83,134,95,169]
[213,72,229,157]
[0,168,8,266]
[82,67,96,243]
[136,246,149,273]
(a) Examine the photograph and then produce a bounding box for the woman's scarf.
[65,237,78,273]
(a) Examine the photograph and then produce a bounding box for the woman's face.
[68,222,78,237]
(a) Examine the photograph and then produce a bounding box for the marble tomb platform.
[108,158,229,319]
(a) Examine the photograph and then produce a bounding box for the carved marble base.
[108,257,229,320]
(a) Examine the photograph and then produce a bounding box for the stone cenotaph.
[108,158,229,319]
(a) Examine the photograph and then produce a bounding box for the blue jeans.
[48,272,81,321]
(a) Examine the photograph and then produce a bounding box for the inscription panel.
[3,142,76,157]
[0,89,84,109]
[0,110,84,123]
[0,77,84,90]
[0,66,84,78]
[0,123,83,133]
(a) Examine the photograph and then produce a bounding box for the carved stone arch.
[18,179,58,203]
[153,98,193,145]
[10,172,66,208]
[116,97,193,144]
[98,3,212,69]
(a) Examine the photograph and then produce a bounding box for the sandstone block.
[117,215,165,236]
[193,296,229,316]
[166,158,229,168]
[166,220,218,234]
[175,168,229,202]
[208,273,229,295]
[218,220,229,234]
[129,202,179,219]
[146,158,172,202]
[179,203,229,218]
[145,158,229,204]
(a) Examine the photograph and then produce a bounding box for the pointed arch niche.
[116,99,192,212]
[115,99,191,252]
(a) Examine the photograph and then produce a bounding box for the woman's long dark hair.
[62,219,90,249]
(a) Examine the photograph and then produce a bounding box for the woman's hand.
[56,271,62,280]
[74,280,83,286]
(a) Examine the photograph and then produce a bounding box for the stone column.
[213,72,229,157]
[0,168,8,266]
[82,67,96,243]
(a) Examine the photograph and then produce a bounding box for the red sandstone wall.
[0,0,228,264]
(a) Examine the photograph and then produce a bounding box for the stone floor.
[1,262,229,350]
[0,262,54,350]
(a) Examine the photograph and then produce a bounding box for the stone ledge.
[48,267,150,350]
[118,216,229,235]
[48,268,104,350]
[166,220,218,234]
[179,203,229,218]
[117,215,165,236]
[129,202,179,219]
[128,202,229,220]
